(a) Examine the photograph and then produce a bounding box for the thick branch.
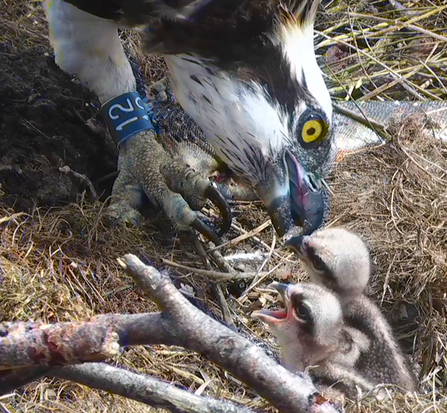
[0,321,119,370]
[119,254,340,413]
[52,363,255,413]
[0,313,173,392]
[0,313,176,371]
[1,256,341,413]
[0,367,50,394]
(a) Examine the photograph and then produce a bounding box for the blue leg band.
[100,91,157,148]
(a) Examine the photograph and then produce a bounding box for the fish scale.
[333,100,447,153]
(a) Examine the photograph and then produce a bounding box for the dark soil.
[0,42,117,212]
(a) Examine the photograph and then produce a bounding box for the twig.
[399,143,447,186]
[208,246,235,273]
[207,220,271,252]
[388,171,404,236]
[210,283,237,332]
[333,102,389,139]
[348,11,447,43]
[162,259,262,281]
[0,212,27,225]
[59,166,98,201]
[227,221,293,262]
[0,17,47,42]
[192,238,236,331]
[318,7,447,49]
[238,253,295,304]
[52,363,255,413]
[239,236,277,301]
[358,67,421,101]
[316,30,431,100]
[381,255,396,305]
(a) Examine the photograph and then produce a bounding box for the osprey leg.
[43,0,230,241]
[43,0,136,104]
[109,130,230,243]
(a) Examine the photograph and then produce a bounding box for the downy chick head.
[252,282,344,373]
[287,227,371,302]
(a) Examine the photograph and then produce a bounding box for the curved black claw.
[204,185,232,237]
[191,217,221,245]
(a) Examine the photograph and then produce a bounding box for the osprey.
[43,0,335,239]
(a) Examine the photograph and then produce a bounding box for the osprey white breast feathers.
[44,0,335,237]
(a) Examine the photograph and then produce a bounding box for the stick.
[162,259,263,281]
[0,321,119,370]
[59,165,98,201]
[1,255,341,413]
[207,221,271,252]
[52,363,255,413]
[118,254,340,413]
[333,103,388,136]
[0,367,50,394]
[192,236,237,331]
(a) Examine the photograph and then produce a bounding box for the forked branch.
[0,254,341,413]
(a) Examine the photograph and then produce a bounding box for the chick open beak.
[251,282,290,325]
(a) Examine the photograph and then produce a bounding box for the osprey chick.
[287,227,418,392]
[252,282,377,400]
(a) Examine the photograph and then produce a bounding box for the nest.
[1,112,446,413]
[327,114,447,411]
[317,0,447,102]
[0,0,446,412]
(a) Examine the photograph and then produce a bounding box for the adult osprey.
[43,0,335,240]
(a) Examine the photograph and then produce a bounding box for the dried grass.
[317,0,447,101]
[326,113,447,412]
[1,0,447,412]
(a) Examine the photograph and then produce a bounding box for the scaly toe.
[105,202,144,227]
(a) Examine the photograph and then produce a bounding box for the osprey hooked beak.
[141,0,334,238]
[263,151,326,238]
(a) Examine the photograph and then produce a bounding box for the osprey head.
[145,0,335,237]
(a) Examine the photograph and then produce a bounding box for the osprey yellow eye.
[301,118,328,143]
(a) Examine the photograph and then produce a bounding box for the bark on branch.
[0,321,119,370]
[52,363,255,413]
[0,254,341,413]
[119,254,340,413]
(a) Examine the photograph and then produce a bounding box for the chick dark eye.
[299,113,329,146]
[311,256,326,271]
[227,280,247,297]
[294,302,311,322]
[306,247,326,272]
